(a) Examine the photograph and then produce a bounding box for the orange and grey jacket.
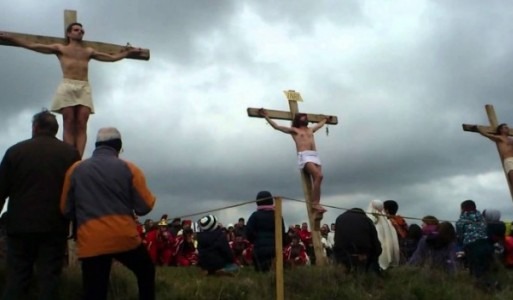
[60,146,156,258]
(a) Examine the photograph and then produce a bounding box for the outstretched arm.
[91,46,141,62]
[311,116,331,133]
[475,126,502,143]
[0,32,60,54]
[259,108,295,134]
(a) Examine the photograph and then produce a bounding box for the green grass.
[0,263,512,300]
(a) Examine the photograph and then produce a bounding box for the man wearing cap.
[0,110,80,300]
[60,127,156,300]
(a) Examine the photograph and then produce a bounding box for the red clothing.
[389,215,408,239]
[299,229,312,247]
[284,243,308,266]
[505,236,513,267]
[230,239,251,266]
[174,235,198,266]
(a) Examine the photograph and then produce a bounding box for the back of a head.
[437,221,456,245]
[383,200,399,215]
[422,215,439,226]
[256,190,274,206]
[460,199,477,212]
[32,110,58,136]
[95,127,122,152]
[198,214,218,232]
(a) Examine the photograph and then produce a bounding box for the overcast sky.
[1,0,513,228]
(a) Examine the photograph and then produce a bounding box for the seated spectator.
[403,224,423,261]
[230,234,251,266]
[175,228,198,267]
[408,221,457,273]
[334,208,382,275]
[197,215,239,276]
[284,235,309,267]
[421,216,439,236]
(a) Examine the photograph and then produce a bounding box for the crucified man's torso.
[291,127,317,152]
[56,43,92,81]
[497,136,513,160]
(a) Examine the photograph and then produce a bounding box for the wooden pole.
[274,197,284,300]
[64,10,77,36]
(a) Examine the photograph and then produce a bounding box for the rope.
[160,194,471,225]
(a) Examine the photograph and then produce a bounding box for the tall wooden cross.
[247,90,339,266]
[462,104,513,201]
[0,9,150,60]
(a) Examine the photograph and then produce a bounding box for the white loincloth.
[366,199,400,270]
[297,150,321,169]
[504,157,513,173]
[51,78,95,114]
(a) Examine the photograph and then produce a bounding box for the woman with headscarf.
[366,199,400,270]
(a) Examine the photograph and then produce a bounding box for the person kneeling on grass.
[196,214,239,276]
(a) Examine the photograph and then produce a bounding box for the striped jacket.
[60,146,156,258]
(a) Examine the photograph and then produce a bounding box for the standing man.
[60,127,156,300]
[259,109,331,212]
[0,110,80,300]
[475,124,513,187]
[0,23,141,157]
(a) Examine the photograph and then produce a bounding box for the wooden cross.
[0,9,149,60]
[247,90,339,266]
[462,104,513,200]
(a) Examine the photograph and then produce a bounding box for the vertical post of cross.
[64,10,77,37]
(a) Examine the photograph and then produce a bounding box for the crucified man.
[475,123,513,186]
[259,108,331,213]
[0,23,141,157]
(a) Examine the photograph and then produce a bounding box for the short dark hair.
[32,109,58,136]
[383,200,399,215]
[66,22,83,33]
[461,199,476,212]
[496,123,508,134]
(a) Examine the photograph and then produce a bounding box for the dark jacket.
[334,209,382,259]
[197,228,234,272]
[0,135,80,235]
[245,209,286,255]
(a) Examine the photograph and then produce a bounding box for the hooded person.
[245,191,286,272]
[196,215,238,275]
[366,199,400,270]
[482,209,506,259]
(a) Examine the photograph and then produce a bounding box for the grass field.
[1,263,512,300]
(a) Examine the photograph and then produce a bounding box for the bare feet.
[312,204,327,213]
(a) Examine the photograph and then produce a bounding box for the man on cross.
[259,109,331,213]
[0,23,141,157]
[475,123,513,185]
